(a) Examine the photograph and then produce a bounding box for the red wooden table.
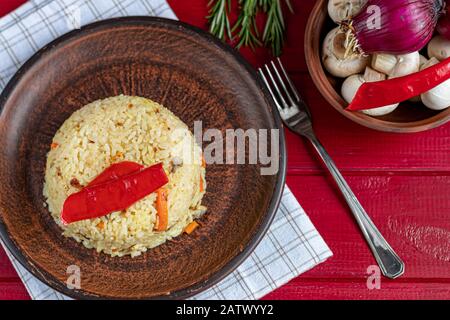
[1,0,450,300]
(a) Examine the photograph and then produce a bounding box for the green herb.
[233,0,261,50]
[207,0,293,56]
[260,0,293,56]
[207,0,233,41]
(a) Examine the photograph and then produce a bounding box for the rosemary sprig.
[233,0,262,50]
[207,0,233,41]
[207,0,293,56]
[260,0,293,56]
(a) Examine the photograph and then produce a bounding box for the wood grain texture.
[0,0,26,17]
[0,282,29,300]
[1,0,450,300]
[287,75,450,173]
[263,281,450,300]
[0,252,21,279]
[285,175,450,278]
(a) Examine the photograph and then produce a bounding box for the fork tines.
[258,58,301,112]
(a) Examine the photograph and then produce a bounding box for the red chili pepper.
[347,57,450,111]
[87,161,144,187]
[61,163,168,224]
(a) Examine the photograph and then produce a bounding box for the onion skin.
[437,2,450,40]
[351,0,445,54]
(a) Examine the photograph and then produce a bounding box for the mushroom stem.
[363,66,386,82]
[371,52,420,79]
[371,54,398,75]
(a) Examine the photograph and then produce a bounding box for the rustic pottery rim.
[304,0,450,133]
[0,17,287,300]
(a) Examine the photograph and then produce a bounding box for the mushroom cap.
[420,57,450,110]
[327,0,368,23]
[361,105,399,116]
[341,74,364,104]
[427,35,450,61]
[421,82,450,110]
[388,52,420,79]
[341,74,398,116]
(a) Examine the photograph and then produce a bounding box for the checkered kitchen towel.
[0,0,332,300]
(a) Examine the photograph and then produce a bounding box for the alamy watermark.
[66,265,81,290]
[366,265,381,290]
[365,5,382,30]
[194,121,280,176]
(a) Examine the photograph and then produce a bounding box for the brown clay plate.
[0,17,286,299]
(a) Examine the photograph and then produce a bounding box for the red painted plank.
[0,282,29,300]
[0,247,22,278]
[0,0,449,301]
[287,74,450,173]
[4,174,449,298]
[284,175,450,280]
[168,0,450,172]
[0,0,26,18]
[167,0,316,71]
[263,280,450,300]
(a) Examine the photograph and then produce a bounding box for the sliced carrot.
[96,221,105,230]
[199,175,204,192]
[111,151,124,162]
[155,188,168,231]
[201,155,206,168]
[184,221,199,234]
[51,142,59,150]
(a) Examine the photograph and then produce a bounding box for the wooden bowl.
[0,17,286,299]
[305,0,450,133]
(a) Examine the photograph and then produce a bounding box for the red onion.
[437,2,450,39]
[343,0,445,55]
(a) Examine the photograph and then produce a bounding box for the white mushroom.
[342,71,399,116]
[419,54,428,68]
[427,35,450,61]
[371,52,420,79]
[420,58,450,110]
[341,75,364,104]
[322,27,370,78]
[363,66,385,82]
[328,0,368,23]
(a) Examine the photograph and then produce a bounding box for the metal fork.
[259,58,405,279]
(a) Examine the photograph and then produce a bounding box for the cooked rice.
[43,95,206,257]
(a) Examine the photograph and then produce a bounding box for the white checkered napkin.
[191,187,332,300]
[0,0,176,90]
[0,0,332,300]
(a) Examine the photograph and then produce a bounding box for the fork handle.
[307,134,405,279]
